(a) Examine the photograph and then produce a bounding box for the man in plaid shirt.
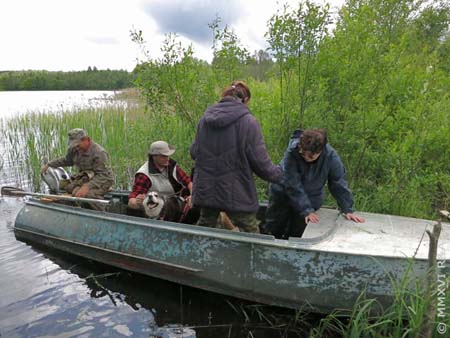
[128,141,192,210]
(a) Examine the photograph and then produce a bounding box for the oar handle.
[440,210,450,220]
[1,186,29,197]
[1,186,110,205]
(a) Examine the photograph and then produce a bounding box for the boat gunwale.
[19,199,341,245]
[15,199,444,261]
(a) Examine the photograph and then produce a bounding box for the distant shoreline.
[0,69,135,91]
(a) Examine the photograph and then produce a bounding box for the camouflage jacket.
[48,141,114,190]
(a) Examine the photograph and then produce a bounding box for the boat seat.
[293,208,340,240]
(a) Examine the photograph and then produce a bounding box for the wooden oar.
[1,186,111,205]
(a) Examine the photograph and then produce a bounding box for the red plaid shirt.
[129,165,191,198]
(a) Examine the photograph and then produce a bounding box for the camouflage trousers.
[65,178,110,211]
[196,207,260,233]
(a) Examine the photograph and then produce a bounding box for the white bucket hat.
[148,140,175,156]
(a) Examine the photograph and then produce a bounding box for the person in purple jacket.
[190,81,282,232]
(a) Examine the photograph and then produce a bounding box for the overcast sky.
[0,0,344,72]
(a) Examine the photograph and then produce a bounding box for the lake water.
[0,91,288,338]
[0,90,118,119]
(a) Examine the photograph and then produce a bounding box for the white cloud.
[0,0,345,71]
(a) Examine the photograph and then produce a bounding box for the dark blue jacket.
[275,129,354,217]
[190,96,282,213]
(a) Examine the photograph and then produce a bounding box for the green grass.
[1,88,448,219]
[223,265,450,338]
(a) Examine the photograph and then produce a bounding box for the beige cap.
[67,128,87,149]
[148,140,175,156]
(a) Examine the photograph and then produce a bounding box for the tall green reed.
[310,263,450,338]
[1,93,199,192]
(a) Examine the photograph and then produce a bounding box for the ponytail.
[221,80,251,103]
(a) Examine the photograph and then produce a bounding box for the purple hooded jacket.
[190,96,282,213]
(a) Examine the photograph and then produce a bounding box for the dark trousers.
[263,186,307,239]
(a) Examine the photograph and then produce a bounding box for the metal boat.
[13,192,450,312]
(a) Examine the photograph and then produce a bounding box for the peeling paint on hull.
[14,200,450,313]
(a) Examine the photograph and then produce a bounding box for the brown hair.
[299,129,327,154]
[221,80,251,103]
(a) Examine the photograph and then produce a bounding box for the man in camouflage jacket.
[41,129,114,207]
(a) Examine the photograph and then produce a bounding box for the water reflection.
[0,198,152,337]
[19,246,241,336]
[0,199,248,338]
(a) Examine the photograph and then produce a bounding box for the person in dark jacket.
[190,80,282,233]
[264,129,365,239]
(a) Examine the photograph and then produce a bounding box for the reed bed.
[1,94,197,192]
[2,87,448,220]
[224,267,450,338]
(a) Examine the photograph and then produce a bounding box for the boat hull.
[14,200,450,312]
